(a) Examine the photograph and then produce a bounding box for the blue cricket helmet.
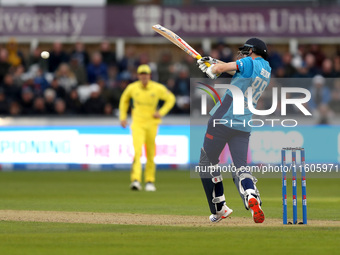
[239,38,268,60]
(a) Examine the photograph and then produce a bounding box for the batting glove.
[206,65,218,80]
[197,56,218,73]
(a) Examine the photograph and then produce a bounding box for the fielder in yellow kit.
[119,64,175,191]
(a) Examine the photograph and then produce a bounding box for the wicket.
[281,147,307,225]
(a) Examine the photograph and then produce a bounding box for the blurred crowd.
[0,39,200,117]
[0,39,339,124]
[264,44,340,124]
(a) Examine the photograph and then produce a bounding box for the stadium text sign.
[133,6,340,37]
[0,6,339,38]
[157,8,340,35]
[0,130,189,165]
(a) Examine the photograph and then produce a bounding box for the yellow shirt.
[119,80,176,125]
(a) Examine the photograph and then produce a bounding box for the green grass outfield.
[0,170,339,255]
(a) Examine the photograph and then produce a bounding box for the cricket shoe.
[248,195,265,223]
[145,182,156,192]
[209,203,233,223]
[130,180,142,191]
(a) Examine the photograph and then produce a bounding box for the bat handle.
[196,55,211,67]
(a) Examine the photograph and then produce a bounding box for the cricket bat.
[152,24,210,67]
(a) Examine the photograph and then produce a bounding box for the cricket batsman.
[197,38,271,223]
[119,64,175,191]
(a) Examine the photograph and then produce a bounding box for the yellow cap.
[137,64,151,74]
